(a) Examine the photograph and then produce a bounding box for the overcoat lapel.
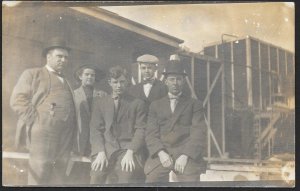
[78,86,90,116]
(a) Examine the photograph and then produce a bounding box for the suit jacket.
[128,79,168,112]
[145,94,207,172]
[90,94,147,160]
[73,86,107,156]
[10,66,75,149]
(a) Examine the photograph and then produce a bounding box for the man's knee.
[90,169,108,184]
[145,165,170,183]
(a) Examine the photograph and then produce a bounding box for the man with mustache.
[144,58,207,183]
[10,37,76,185]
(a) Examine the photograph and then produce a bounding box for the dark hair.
[108,65,128,80]
[77,66,96,77]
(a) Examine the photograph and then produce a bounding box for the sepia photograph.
[2,1,295,187]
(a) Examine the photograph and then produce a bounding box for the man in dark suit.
[10,37,76,185]
[144,59,207,183]
[128,54,168,112]
[128,54,168,179]
[67,64,107,184]
[89,65,147,184]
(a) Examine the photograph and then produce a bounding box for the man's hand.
[121,149,135,172]
[174,154,188,174]
[158,150,173,168]
[91,151,108,171]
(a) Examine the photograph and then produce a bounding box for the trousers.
[145,157,205,183]
[90,150,144,184]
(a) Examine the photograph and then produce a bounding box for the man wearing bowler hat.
[10,37,76,185]
[128,54,168,112]
[144,57,207,183]
[67,64,107,184]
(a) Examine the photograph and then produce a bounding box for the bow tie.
[142,79,155,85]
[112,95,119,100]
[169,95,180,100]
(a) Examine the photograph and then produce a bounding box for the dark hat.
[74,64,106,82]
[137,54,159,64]
[162,60,187,76]
[42,37,71,57]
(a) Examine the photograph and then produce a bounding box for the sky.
[102,2,294,53]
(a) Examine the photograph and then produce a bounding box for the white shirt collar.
[168,92,182,99]
[46,64,61,74]
[46,65,64,83]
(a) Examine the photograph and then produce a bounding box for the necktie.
[170,98,178,113]
[112,96,119,111]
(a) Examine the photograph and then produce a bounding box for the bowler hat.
[74,64,106,82]
[42,37,71,57]
[162,60,187,76]
[137,54,159,64]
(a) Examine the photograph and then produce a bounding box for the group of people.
[10,37,207,185]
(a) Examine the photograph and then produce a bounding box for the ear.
[164,78,168,85]
[46,53,51,61]
[183,76,187,84]
[79,75,83,81]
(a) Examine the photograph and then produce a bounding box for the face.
[140,63,156,80]
[46,48,69,72]
[79,68,96,87]
[108,75,128,96]
[165,74,185,95]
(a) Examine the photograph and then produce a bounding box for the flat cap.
[137,54,159,64]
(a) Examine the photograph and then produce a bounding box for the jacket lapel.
[147,79,158,101]
[169,95,190,131]
[116,95,129,123]
[79,86,90,116]
[104,96,115,131]
[138,83,147,101]
[160,96,172,117]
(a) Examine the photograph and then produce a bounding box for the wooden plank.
[3,151,91,163]
[209,164,281,173]
[246,38,253,106]
[201,170,261,181]
[203,65,222,107]
[203,157,283,164]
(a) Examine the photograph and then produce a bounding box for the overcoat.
[73,86,107,156]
